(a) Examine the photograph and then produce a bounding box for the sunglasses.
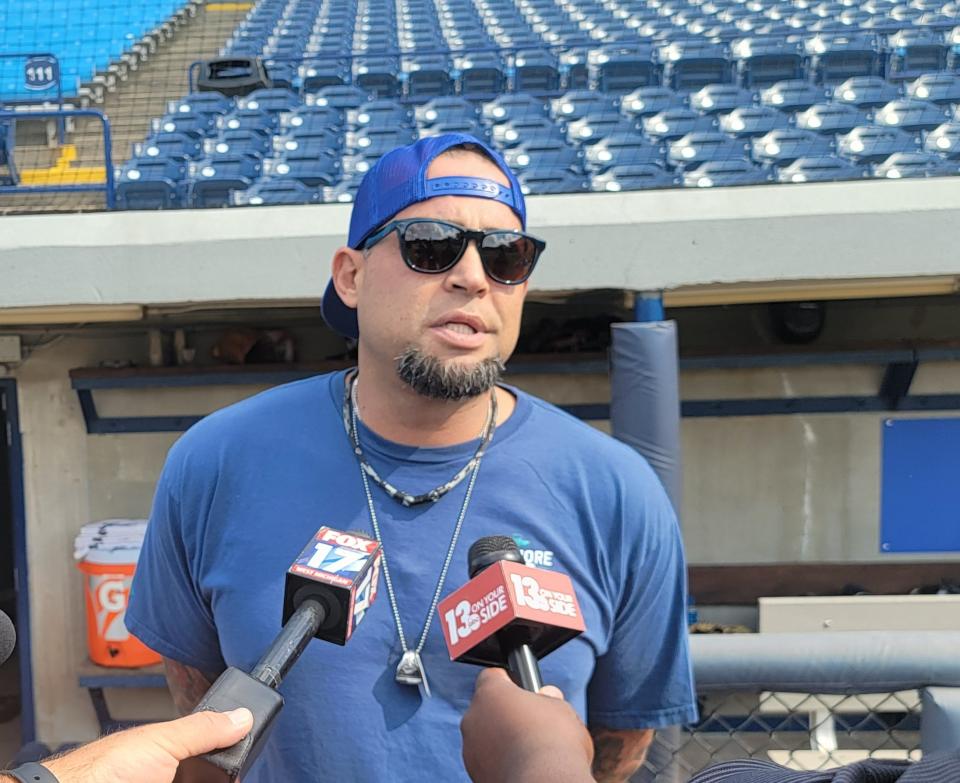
[360,218,545,285]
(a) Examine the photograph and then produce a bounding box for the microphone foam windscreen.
[0,610,15,666]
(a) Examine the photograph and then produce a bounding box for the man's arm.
[589,726,655,783]
[163,658,221,715]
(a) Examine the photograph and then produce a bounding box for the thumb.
[539,685,565,700]
[149,709,254,760]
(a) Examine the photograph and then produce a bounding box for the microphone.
[193,526,381,778]
[0,610,15,667]
[439,536,585,693]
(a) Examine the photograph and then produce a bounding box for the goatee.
[395,347,505,401]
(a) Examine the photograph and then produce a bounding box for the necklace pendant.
[396,650,431,698]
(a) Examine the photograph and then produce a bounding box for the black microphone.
[193,527,382,779]
[439,535,585,693]
[0,610,15,667]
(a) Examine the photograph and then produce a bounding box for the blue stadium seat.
[589,163,679,191]
[690,84,756,114]
[805,33,883,83]
[682,159,771,186]
[795,102,873,133]
[583,133,667,171]
[643,107,720,140]
[490,116,565,147]
[265,60,296,89]
[759,80,828,112]
[924,120,960,156]
[517,169,591,194]
[948,25,960,70]
[218,109,280,135]
[830,75,903,107]
[310,86,373,110]
[418,119,491,139]
[587,45,660,92]
[907,71,960,103]
[836,125,920,163]
[353,57,401,98]
[348,100,415,130]
[168,93,233,117]
[345,127,419,156]
[232,180,322,206]
[750,128,835,166]
[116,157,187,210]
[916,12,959,32]
[481,93,549,124]
[401,54,454,98]
[239,88,302,114]
[871,150,960,177]
[668,131,749,169]
[620,86,687,119]
[300,60,352,91]
[731,37,806,87]
[509,50,561,93]
[135,132,203,162]
[660,40,734,89]
[874,98,951,130]
[415,97,480,126]
[275,128,344,156]
[151,112,218,140]
[204,129,273,158]
[718,105,791,137]
[567,115,639,145]
[558,49,590,92]
[262,153,342,186]
[887,30,949,79]
[502,139,583,172]
[187,153,263,208]
[454,52,506,97]
[550,93,622,125]
[281,106,345,134]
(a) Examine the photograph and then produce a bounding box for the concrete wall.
[8,334,960,743]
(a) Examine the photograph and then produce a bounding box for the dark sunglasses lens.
[400,222,464,272]
[480,233,538,283]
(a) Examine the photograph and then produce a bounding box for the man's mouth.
[442,322,478,335]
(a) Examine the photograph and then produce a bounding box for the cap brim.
[321,279,359,340]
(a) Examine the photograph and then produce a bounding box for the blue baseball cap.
[321,133,527,340]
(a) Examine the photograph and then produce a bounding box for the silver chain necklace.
[346,373,493,697]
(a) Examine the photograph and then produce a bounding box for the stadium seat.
[660,40,734,89]
[620,86,687,119]
[795,102,873,133]
[517,168,591,193]
[643,107,720,140]
[508,50,561,93]
[240,88,302,114]
[300,60,352,91]
[347,99,415,130]
[871,150,960,177]
[135,132,203,162]
[718,105,791,137]
[204,129,273,158]
[281,106,345,134]
[731,37,806,88]
[582,133,667,171]
[759,80,828,112]
[490,116,565,147]
[587,45,660,92]
[309,86,373,110]
[750,128,835,166]
[668,131,749,169]
[401,54,454,98]
[418,119,491,139]
[168,93,233,117]
[924,120,960,157]
[151,112,218,140]
[836,125,920,163]
[566,114,637,145]
[550,90,619,122]
[415,97,480,127]
[906,71,960,103]
[682,159,771,186]
[690,84,757,114]
[219,109,280,135]
[874,98,951,131]
[232,180,322,205]
[345,127,419,156]
[353,57,401,98]
[805,33,883,83]
[886,30,948,79]
[501,138,583,172]
[262,153,342,186]
[454,52,506,97]
[481,93,550,125]
[274,128,345,156]
[116,157,187,210]
[830,76,903,107]
[558,49,590,91]
[589,163,679,191]
[187,153,263,208]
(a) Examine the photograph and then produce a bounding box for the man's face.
[353,152,529,378]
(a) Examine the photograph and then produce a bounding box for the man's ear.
[331,247,364,309]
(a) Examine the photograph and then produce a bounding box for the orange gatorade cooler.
[76,545,160,668]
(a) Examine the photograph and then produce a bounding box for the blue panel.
[881,417,960,553]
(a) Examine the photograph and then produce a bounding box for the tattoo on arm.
[163,658,221,715]
[589,726,655,783]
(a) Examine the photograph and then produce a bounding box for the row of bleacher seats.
[117,80,960,207]
[1,0,189,100]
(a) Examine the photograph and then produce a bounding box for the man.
[0,709,253,783]
[126,132,697,782]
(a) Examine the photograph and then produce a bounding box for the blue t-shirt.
[126,370,697,782]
